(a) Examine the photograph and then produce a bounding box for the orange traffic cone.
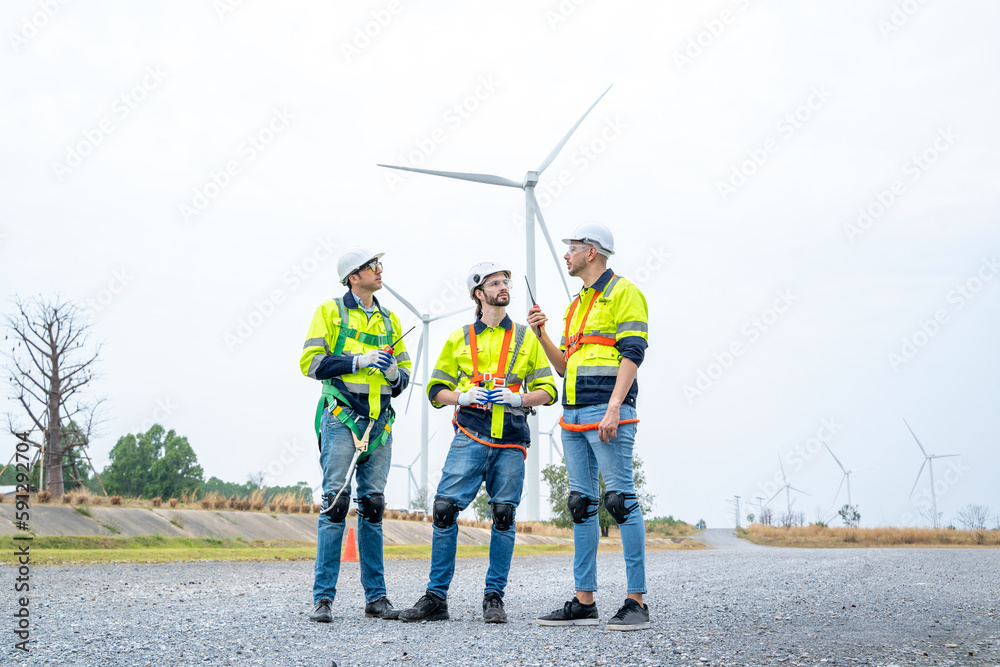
[342,527,359,562]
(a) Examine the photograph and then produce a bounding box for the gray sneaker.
[482,591,508,624]
[606,598,650,631]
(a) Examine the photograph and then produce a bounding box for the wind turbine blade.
[931,454,959,459]
[536,84,613,175]
[403,329,424,415]
[824,442,846,473]
[766,488,783,506]
[902,418,929,457]
[909,460,927,498]
[529,189,572,299]
[777,454,787,483]
[376,164,522,188]
[383,283,422,318]
[410,453,420,466]
[789,486,811,497]
[833,475,845,505]
[428,305,471,322]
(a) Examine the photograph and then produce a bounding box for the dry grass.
[151,497,162,507]
[110,495,122,506]
[168,498,178,508]
[742,523,1000,548]
[37,490,52,503]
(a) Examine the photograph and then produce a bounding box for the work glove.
[457,387,491,406]
[359,349,393,371]
[383,356,399,382]
[491,387,522,408]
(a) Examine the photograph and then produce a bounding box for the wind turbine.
[383,283,468,497]
[767,454,810,520]
[904,417,959,529]
[378,85,614,521]
[823,442,856,508]
[540,423,563,466]
[391,451,421,510]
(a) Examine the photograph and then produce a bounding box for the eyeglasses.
[566,243,593,255]
[355,259,382,274]
[483,278,512,289]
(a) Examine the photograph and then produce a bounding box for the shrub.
[151,497,162,507]
[199,498,212,509]
[92,496,104,505]
[251,499,264,511]
[37,490,52,503]
[110,495,122,506]
[277,502,290,513]
[168,498,178,508]
[62,494,72,504]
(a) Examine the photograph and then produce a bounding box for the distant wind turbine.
[904,418,959,529]
[767,454,810,519]
[378,84,614,521]
[823,442,856,508]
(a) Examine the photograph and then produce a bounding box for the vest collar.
[473,313,513,334]
[343,290,382,311]
[586,268,615,293]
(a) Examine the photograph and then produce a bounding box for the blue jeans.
[427,430,525,599]
[562,403,646,594]
[313,406,392,604]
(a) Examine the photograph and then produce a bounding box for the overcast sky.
[2,1,998,528]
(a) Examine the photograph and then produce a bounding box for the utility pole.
[756,496,766,546]
[734,495,741,529]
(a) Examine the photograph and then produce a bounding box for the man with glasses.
[398,262,558,624]
[300,247,411,623]
[527,222,652,631]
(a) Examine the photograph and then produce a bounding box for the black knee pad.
[358,492,385,524]
[491,503,515,532]
[567,491,598,524]
[321,492,350,523]
[603,491,639,524]
[433,497,460,529]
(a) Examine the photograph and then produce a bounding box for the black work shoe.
[399,592,449,623]
[309,598,333,623]
[606,598,650,631]
[365,596,400,620]
[482,591,508,624]
[535,597,599,626]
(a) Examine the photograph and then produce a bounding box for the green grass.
[0,534,699,565]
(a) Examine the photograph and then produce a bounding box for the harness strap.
[563,279,616,362]
[558,416,640,432]
[326,404,394,460]
[452,414,527,459]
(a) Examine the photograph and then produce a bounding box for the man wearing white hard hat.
[300,247,411,622]
[527,222,652,631]
[398,262,558,624]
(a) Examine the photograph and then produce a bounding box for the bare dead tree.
[955,504,990,532]
[4,296,103,498]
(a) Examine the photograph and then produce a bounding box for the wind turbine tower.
[904,418,959,529]
[378,85,614,520]
[767,454,810,520]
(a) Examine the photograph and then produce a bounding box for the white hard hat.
[466,262,511,299]
[338,247,384,285]
[562,222,614,257]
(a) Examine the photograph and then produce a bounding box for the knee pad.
[603,491,639,525]
[358,492,385,524]
[567,491,598,524]
[491,503,515,532]
[433,497,460,529]
[321,492,351,523]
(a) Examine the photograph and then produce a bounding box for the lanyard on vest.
[468,323,514,388]
[563,277,618,362]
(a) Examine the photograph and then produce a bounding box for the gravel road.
[4,538,998,666]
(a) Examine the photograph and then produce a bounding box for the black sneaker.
[482,591,508,624]
[309,598,333,623]
[535,597,599,626]
[399,591,449,623]
[365,596,400,620]
[606,598,650,631]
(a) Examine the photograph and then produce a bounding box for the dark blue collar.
[587,268,615,292]
[342,290,382,312]
[473,314,513,334]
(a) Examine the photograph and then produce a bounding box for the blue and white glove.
[359,349,393,371]
[458,387,491,407]
[383,356,399,382]
[491,387,522,408]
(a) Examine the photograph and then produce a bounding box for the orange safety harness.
[562,276,619,362]
[452,323,527,458]
[559,415,640,432]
